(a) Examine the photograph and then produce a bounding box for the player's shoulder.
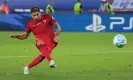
[46,4,51,7]
[42,14,56,21]
[27,19,35,26]
[42,14,52,18]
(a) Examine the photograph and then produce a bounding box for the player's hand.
[54,36,59,43]
[10,34,18,38]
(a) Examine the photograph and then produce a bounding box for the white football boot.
[24,66,29,74]
[49,60,56,68]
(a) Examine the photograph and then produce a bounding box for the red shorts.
[35,38,57,54]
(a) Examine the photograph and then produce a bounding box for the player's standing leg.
[24,54,45,74]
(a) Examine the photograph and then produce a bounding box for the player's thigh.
[46,42,58,53]
[36,41,57,54]
[36,45,53,54]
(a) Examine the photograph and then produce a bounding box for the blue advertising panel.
[85,14,133,32]
[0,13,133,32]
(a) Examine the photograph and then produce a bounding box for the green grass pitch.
[0,32,132,80]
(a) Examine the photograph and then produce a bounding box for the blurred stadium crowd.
[0,0,133,15]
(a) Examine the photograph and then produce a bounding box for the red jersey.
[26,14,56,42]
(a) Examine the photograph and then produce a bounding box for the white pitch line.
[0,51,132,59]
[0,56,32,58]
[92,51,133,54]
[55,51,133,55]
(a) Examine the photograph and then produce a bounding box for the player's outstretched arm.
[10,32,30,40]
[54,22,61,43]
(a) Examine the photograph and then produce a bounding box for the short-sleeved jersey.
[26,14,56,41]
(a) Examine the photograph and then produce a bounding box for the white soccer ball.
[113,34,127,48]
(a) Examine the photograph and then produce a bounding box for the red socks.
[28,54,45,68]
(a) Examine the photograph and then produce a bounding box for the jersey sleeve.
[49,15,56,25]
[25,23,31,34]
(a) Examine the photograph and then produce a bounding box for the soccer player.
[10,6,61,74]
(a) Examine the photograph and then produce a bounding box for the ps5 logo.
[110,17,133,30]
[86,14,133,32]
[85,14,106,32]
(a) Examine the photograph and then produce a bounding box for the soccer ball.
[113,34,127,48]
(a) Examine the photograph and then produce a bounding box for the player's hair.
[77,0,81,2]
[30,6,40,13]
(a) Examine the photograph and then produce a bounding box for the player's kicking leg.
[36,38,57,68]
[49,43,57,68]
[39,46,56,68]
[24,54,45,74]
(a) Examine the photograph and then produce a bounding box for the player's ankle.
[50,60,54,63]
[25,66,30,69]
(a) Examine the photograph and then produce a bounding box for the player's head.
[4,1,7,5]
[101,0,107,3]
[77,0,82,2]
[30,6,41,21]
[49,0,54,6]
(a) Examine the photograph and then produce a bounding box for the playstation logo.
[85,14,106,32]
